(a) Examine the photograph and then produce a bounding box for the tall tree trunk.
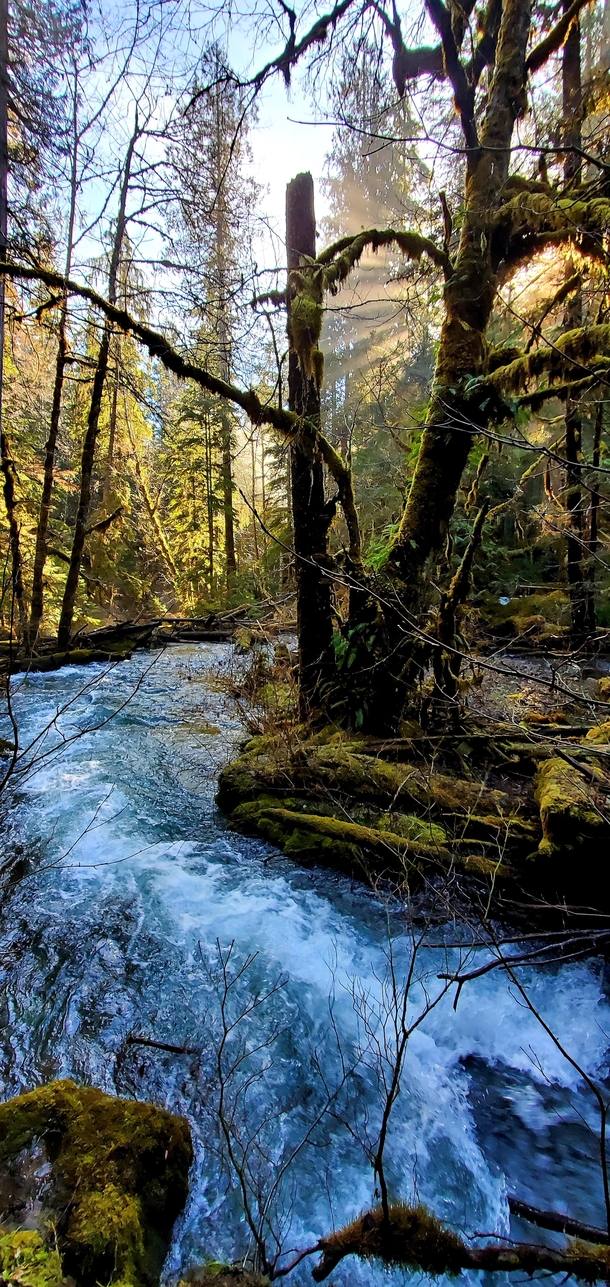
[57,120,138,650]
[102,353,119,510]
[586,400,603,632]
[126,417,177,578]
[29,70,79,643]
[286,171,335,715]
[388,0,533,607]
[250,433,259,561]
[562,6,588,647]
[220,409,236,585]
[214,83,237,590]
[0,0,26,644]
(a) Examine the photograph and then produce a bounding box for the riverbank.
[216,644,610,916]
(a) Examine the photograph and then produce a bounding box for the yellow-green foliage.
[584,721,610,745]
[494,191,610,249]
[287,266,325,388]
[486,324,610,395]
[534,758,606,855]
[0,1080,193,1287]
[0,1229,64,1287]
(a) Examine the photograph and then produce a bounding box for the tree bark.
[562,7,588,646]
[388,0,533,605]
[586,399,603,631]
[0,0,26,644]
[29,70,79,642]
[214,81,237,589]
[57,121,138,651]
[286,171,335,715]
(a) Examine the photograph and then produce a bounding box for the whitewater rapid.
[0,643,608,1285]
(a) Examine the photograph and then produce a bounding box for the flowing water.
[1,643,609,1285]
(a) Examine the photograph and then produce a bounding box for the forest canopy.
[0,0,609,725]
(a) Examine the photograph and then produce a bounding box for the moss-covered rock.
[181,1266,269,1287]
[534,758,609,857]
[0,1080,193,1287]
[0,1228,66,1287]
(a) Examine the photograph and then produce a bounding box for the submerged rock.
[0,1079,193,1287]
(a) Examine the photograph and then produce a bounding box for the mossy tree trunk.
[387,0,533,606]
[561,6,589,647]
[286,172,336,714]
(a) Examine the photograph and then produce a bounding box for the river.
[0,643,609,1285]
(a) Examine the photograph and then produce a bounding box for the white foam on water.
[1,645,609,1285]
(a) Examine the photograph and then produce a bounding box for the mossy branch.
[495,194,610,274]
[516,366,610,410]
[0,261,361,565]
[316,227,451,280]
[526,0,593,75]
[312,1203,610,1282]
[481,324,610,396]
[263,805,451,863]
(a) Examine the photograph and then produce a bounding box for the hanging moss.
[0,1080,193,1287]
[287,267,325,387]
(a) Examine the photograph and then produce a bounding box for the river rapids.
[1,643,609,1285]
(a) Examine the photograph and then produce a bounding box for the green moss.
[317,1203,466,1276]
[0,1229,65,1287]
[181,1267,270,1287]
[534,758,607,855]
[378,813,447,845]
[584,721,610,745]
[0,1080,193,1287]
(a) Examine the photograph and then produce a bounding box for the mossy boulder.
[0,1080,193,1287]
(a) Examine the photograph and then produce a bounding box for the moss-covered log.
[218,725,610,905]
[312,1203,610,1282]
[0,1079,193,1287]
[534,757,609,857]
[5,648,133,675]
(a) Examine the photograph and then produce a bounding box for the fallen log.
[8,648,132,675]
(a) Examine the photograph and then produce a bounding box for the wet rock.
[0,1079,193,1287]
